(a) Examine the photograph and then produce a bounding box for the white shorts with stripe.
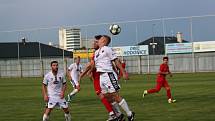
[99,72,120,94]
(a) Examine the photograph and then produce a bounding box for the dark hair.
[163,56,169,60]
[102,35,111,45]
[94,35,102,40]
[51,61,58,66]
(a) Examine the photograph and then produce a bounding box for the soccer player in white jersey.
[42,61,71,121]
[67,56,83,102]
[94,35,135,121]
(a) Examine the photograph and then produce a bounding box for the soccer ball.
[109,24,121,35]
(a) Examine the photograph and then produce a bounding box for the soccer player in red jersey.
[143,56,176,103]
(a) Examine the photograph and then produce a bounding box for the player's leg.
[43,100,56,121]
[164,80,176,103]
[143,78,162,98]
[100,73,119,121]
[94,76,118,116]
[67,80,80,101]
[59,98,72,121]
[43,108,52,121]
[109,92,134,121]
[102,71,133,121]
[62,108,72,121]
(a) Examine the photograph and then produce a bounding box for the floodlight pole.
[190,17,196,73]
[135,23,138,45]
[162,18,166,56]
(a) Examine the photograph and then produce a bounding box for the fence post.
[17,60,23,78]
[40,60,44,77]
[138,55,142,74]
[64,58,67,74]
[147,55,150,74]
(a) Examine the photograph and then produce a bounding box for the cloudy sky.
[0,0,215,46]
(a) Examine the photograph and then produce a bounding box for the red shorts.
[92,71,101,95]
[156,77,170,88]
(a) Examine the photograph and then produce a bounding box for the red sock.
[101,97,113,113]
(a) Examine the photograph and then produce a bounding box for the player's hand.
[60,92,64,99]
[44,95,49,102]
[123,72,129,80]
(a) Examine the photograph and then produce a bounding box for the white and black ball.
[109,24,121,35]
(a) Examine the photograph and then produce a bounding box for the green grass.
[0,72,215,121]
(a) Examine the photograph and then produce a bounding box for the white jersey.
[94,46,117,72]
[43,71,66,98]
[68,63,83,82]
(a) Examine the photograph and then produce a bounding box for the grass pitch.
[0,72,214,121]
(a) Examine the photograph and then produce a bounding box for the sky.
[0,0,215,46]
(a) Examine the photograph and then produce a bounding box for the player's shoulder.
[44,71,52,78]
[70,63,75,66]
[68,63,75,68]
[103,46,111,50]
[103,46,114,52]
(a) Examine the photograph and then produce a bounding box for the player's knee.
[76,86,81,91]
[112,93,122,103]
[98,93,104,99]
[166,87,170,91]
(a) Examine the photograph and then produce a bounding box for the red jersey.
[91,53,101,95]
[158,63,170,78]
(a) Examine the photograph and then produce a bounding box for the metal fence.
[0,52,215,77]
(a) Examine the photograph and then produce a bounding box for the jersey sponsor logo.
[53,76,59,84]
[53,81,59,84]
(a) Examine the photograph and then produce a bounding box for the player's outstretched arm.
[79,62,94,79]
[113,58,128,80]
[66,69,72,81]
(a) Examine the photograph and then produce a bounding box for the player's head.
[98,35,111,47]
[163,56,169,64]
[92,35,101,50]
[50,61,58,72]
[74,56,81,64]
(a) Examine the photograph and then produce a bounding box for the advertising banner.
[112,45,148,56]
[166,43,192,54]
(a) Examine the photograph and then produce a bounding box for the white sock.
[109,111,114,116]
[70,89,78,96]
[119,99,132,116]
[112,102,122,116]
[43,114,49,121]
[64,113,71,121]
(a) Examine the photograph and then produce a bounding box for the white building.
[59,28,81,51]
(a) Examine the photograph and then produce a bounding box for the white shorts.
[99,72,120,94]
[70,79,79,88]
[47,97,68,109]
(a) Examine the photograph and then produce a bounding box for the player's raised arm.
[113,58,128,80]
